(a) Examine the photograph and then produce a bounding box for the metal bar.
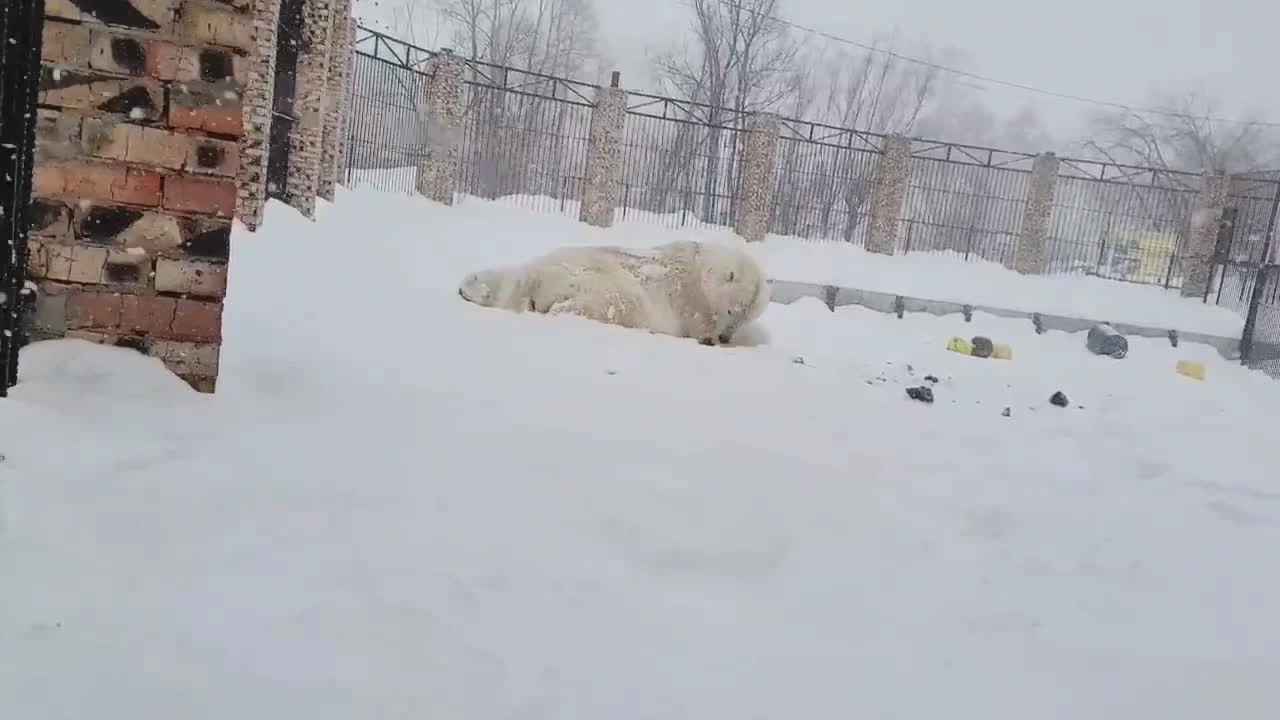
[1239,185,1280,363]
[266,0,306,202]
[1,0,47,395]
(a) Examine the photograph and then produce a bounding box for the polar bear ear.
[727,270,736,282]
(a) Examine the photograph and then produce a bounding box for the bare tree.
[389,0,600,197]
[913,81,1054,153]
[817,35,946,135]
[653,0,798,112]
[651,0,800,220]
[1084,91,1279,179]
[1071,92,1280,272]
[758,35,950,242]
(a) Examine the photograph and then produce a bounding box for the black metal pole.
[1,0,48,396]
[1239,184,1280,364]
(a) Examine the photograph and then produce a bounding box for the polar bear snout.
[459,271,499,306]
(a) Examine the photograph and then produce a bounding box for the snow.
[347,169,1245,336]
[2,185,1279,718]
[761,240,1247,336]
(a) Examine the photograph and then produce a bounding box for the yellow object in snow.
[946,337,1012,360]
[1176,360,1206,380]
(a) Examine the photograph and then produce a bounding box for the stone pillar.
[414,50,464,205]
[318,0,352,202]
[1180,172,1229,298]
[1013,152,1060,274]
[238,0,282,231]
[282,0,334,219]
[333,19,355,190]
[732,113,780,243]
[578,72,626,228]
[865,134,912,255]
[30,0,256,392]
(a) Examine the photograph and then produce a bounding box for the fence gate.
[1240,264,1280,378]
[1,0,46,397]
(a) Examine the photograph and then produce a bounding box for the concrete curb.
[767,279,1242,361]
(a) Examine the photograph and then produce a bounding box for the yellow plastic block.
[991,343,1013,360]
[1176,359,1205,381]
[947,337,973,355]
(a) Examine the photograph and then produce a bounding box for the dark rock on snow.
[906,385,935,403]
[970,336,994,359]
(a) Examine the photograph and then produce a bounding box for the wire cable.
[714,0,1280,128]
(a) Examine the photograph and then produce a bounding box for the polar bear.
[458,247,657,331]
[458,240,770,346]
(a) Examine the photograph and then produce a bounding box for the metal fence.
[1241,265,1280,377]
[619,93,747,230]
[1,0,45,397]
[769,120,883,244]
[342,27,1280,302]
[900,142,1035,265]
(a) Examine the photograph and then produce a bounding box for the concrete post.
[1013,152,1060,274]
[866,134,912,255]
[1180,172,1229,298]
[318,0,353,202]
[333,18,356,190]
[283,0,335,219]
[733,113,780,243]
[237,0,282,231]
[578,71,626,228]
[414,50,464,205]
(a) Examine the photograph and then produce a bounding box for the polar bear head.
[458,269,507,307]
[697,244,770,343]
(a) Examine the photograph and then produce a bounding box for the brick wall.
[27,0,354,393]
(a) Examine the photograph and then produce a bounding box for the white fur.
[458,241,770,345]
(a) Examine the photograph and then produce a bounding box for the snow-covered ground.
[2,187,1279,719]
[348,169,1246,336]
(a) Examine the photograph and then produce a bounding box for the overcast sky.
[356,0,1279,142]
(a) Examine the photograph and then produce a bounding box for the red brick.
[121,294,176,336]
[33,162,66,197]
[41,20,92,65]
[39,72,164,120]
[45,0,175,31]
[66,290,124,330]
[83,118,191,170]
[169,100,244,137]
[155,257,228,297]
[44,244,109,284]
[115,168,164,206]
[169,80,244,136]
[146,42,180,80]
[39,161,163,206]
[164,175,237,217]
[177,2,253,51]
[149,339,220,378]
[170,299,223,342]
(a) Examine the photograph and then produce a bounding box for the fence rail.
[341,27,1280,317]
